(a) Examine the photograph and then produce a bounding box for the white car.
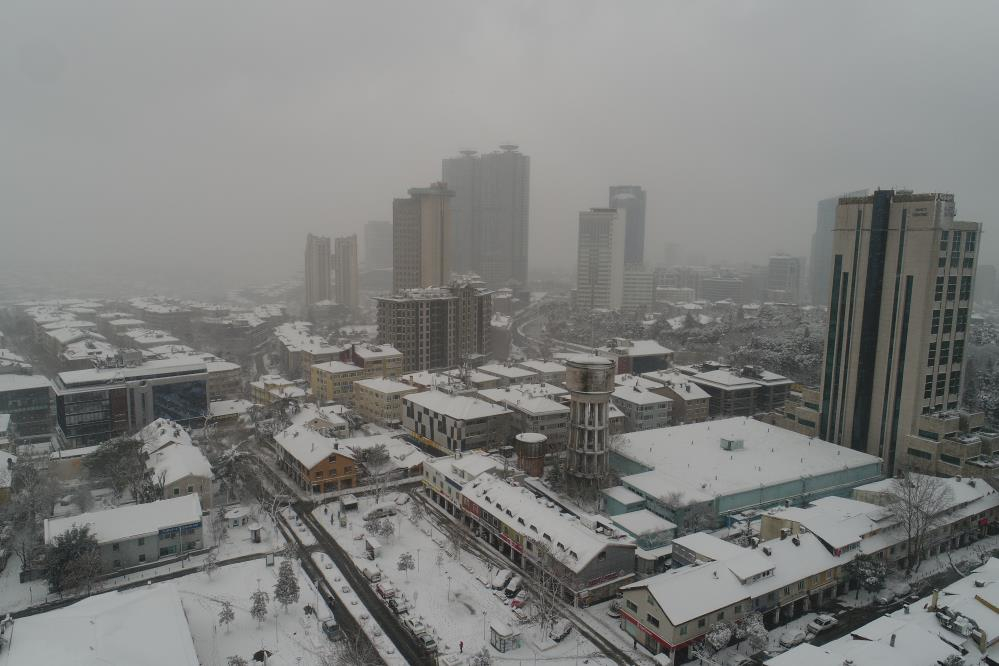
[549,619,572,642]
[778,629,808,649]
[807,614,838,634]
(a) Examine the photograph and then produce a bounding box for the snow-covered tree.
[364,518,383,536]
[468,647,493,666]
[218,600,235,633]
[941,656,966,666]
[274,560,300,612]
[227,656,248,666]
[735,612,768,652]
[250,589,269,626]
[377,518,395,541]
[397,552,415,578]
[408,497,425,524]
[202,551,219,578]
[845,552,888,598]
[704,621,733,654]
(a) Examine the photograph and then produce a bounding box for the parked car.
[807,614,838,634]
[416,632,438,654]
[376,581,397,599]
[363,504,397,521]
[549,618,572,642]
[504,575,523,598]
[491,569,513,590]
[511,590,528,609]
[778,629,808,649]
[362,566,382,583]
[387,598,410,615]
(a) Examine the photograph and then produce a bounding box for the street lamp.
[483,611,488,640]
[447,575,453,602]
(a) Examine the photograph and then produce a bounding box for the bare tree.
[319,632,380,666]
[885,471,955,573]
[657,491,716,535]
[346,442,392,502]
[529,538,571,635]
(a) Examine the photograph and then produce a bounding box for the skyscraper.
[364,221,393,269]
[333,234,359,309]
[766,254,802,303]
[304,233,332,306]
[575,208,625,310]
[810,190,868,305]
[818,190,980,473]
[609,185,647,266]
[443,145,530,289]
[392,183,453,292]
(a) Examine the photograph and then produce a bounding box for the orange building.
[273,425,355,494]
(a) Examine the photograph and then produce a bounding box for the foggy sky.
[3,1,999,295]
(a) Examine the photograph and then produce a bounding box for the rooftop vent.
[720,437,744,451]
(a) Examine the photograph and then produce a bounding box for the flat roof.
[44,495,202,545]
[611,510,676,536]
[601,485,645,505]
[405,390,511,421]
[612,384,671,406]
[58,359,207,388]
[615,418,883,504]
[477,386,569,416]
[354,377,417,394]
[274,424,348,469]
[478,363,538,380]
[312,360,364,374]
[0,374,52,392]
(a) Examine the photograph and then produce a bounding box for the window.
[187,485,194,494]
[957,308,968,333]
[964,257,974,269]
[908,448,933,460]
[112,543,120,551]
[173,487,180,496]
[967,231,977,252]
[717,611,725,621]
[953,340,965,364]
[937,375,946,397]
[924,374,933,399]
[138,538,145,546]
[940,257,948,268]
[960,276,972,301]
[928,343,936,367]
[940,341,950,366]
[679,625,688,636]
[949,372,962,395]
[918,429,940,441]
[940,453,961,467]
[931,310,940,334]
[944,309,954,330]
[940,230,949,251]
[646,614,660,628]
[138,554,146,562]
[626,600,638,613]
[698,618,706,628]
[947,276,957,301]
[934,276,944,301]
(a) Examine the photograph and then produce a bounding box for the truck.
[362,566,382,583]
[364,536,382,560]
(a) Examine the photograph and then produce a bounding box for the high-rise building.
[766,254,803,303]
[333,234,359,309]
[392,183,453,292]
[304,233,332,307]
[364,221,393,270]
[810,190,868,305]
[976,264,997,305]
[609,186,647,266]
[575,208,626,310]
[443,145,530,289]
[375,277,492,372]
[818,190,980,473]
[564,355,616,498]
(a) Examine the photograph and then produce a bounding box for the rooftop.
[44,495,202,545]
[405,390,511,421]
[354,377,417,394]
[596,339,673,358]
[58,358,207,389]
[312,360,365,374]
[612,384,672,406]
[516,359,566,374]
[614,418,883,504]
[640,370,711,400]
[610,509,676,536]
[477,386,570,416]
[0,374,52,392]
[273,424,346,469]
[478,363,538,380]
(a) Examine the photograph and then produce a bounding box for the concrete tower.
[564,355,616,498]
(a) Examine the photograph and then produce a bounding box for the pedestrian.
[459,641,463,653]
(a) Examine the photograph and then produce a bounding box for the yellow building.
[353,378,418,424]
[310,361,372,403]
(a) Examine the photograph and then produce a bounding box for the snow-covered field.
[312,492,619,665]
[178,557,330,666]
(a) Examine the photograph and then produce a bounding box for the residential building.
[338,434,428,481]
[0,374,53,443]
[345,342,404,378]
[333,234,360,309]
[678,362,793,417]
[608,418,884,530]
[622,266,655,311]
[458,473,637,605]
[609,185,647,266]
[127,298,194,338]
[818,190,981,473]
[596,338,674,374]
[310,361,372,403]
[402,389,511,453]
[54,355,208,449]
[515,359,566,386]
[810,190,867,306]
[273,424,355,493]
[375,277,493,372]
[764,384,821,436]
[305,233,332,307]
[477,384,570,451]
[249,374,308,404]
[896,408,999,476]
[477,362,539,386]
[43,495,204,571]
[443,145,530,289]
[272,321,344,378]
[766,254,802,303]
[393,182,453,292]
[352,377,419,424]
[575,208,625,310]
[364,220,393,270]
[422,452,504,519]
[136,419,213,510]
[611,383,672,432]
[639,370,710,424]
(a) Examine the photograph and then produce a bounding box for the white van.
[504,575,523,598]
[362,566,382,583]
[491,569,513,590]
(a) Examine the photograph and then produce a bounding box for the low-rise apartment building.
[515,359,567,386]
[403,390,511,453]
[596,339,674,374]
[677,363,793,417]
[345,343,404,378]
[352,378,419,424]
[310,361,372,403]
[478,363,540,387]
[899,409,999,477]
[250,374,308,404]
[639,370,710,424]
[0,374,53,443]
[477,385,570,451]
[43,495,203,571]
[273,424,355,493]
[611,383,672,431]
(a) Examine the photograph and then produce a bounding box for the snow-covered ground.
[311,492,619,665]
[177,557,331,666]
[310,551,407,666]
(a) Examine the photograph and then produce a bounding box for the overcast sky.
[3,1,998,294]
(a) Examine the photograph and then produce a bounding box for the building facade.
[818,190,980,473]
[333,234,360,309]
[443,145,530,290]
[310,361,372,403]
[393,183,453,292]
[575,208,625,310]
[767,254,802,304]
[352,378,418,424]
[609,185,647,266]
[403,390,511,453]
[305,233,332,307]
[0,375,53,443]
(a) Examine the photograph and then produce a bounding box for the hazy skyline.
[4,1,999,293]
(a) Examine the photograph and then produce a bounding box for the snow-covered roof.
[0,582,199,666]
[338,434,428,474]
[441,368,503,385]
[690,368,760,389]
[478,363,538,381]
[208,399,254,417]
[405,390,511,421]
[350,343,402,360]
[610,510,676,536]
[122,328,180,345]
[639,370,711,400]
[612,384,671,406]
[516,359,566,374]
[61,338,117,362]
[425,451,503,486]
[399,370,460,389]
[614,373,664,391]
[273,424,347,469]
[461,473,634,573]
[353,377,417,394]
[596,339,673,358]
[672,532,746,562]
[766,495,892,551]
[0,374,51,392]
[274,321,345,355]
[601,485,645,505]
[477,386,569,416]
[58,359,207,388]
[136,418,193,454]
[615,418,882,504]
[148,444,212,486]
[312,360,364,374]
[44,495,202,545]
